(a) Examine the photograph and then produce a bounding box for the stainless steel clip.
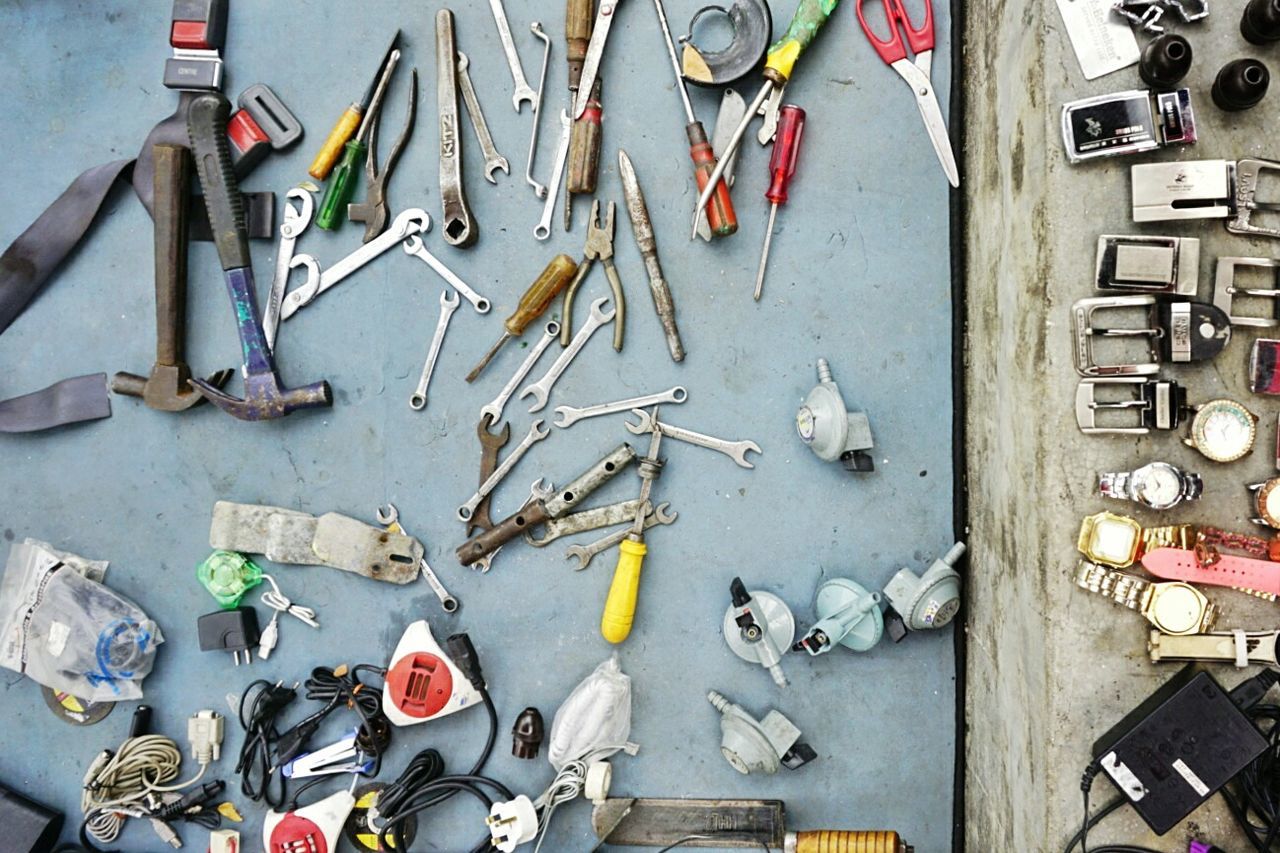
[1095,235,1198,295]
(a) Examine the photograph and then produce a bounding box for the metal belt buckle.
[1076,377,1186,434]
[1228,159,1280,239]
[1095,235,1199,295]
[1131,159,1233,222]
[1073,296,1230,376]
[1072,296,1162,376]
[1214,257,1280,327]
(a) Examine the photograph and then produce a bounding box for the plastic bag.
[0,539,163,701]
[548,654,632,770]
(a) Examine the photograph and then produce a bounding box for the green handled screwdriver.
[316,48,402,231]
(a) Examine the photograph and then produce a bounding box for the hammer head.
[111,364,234,412]
[192,370,332,421]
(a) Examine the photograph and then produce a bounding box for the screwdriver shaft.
[466,332,513,383]
[754,203,778,301]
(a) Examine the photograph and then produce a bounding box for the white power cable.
[258,574,319,660]
[532,744,638,853]
[81,735,182,843]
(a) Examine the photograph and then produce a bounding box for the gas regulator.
[796,358,874,472]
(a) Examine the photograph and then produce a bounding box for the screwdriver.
[466,254,579,383]
[690,0,840,238]
[308,31,401,181]
[601,416,664,644]
[316,49,401,231]
[652,0,737,237]
[754,105,806,301]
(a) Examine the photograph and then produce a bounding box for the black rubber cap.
[1213,58,1271,111]
[1242,0,1280,44]
[512,707,545,759]
[1139,34,1193,88]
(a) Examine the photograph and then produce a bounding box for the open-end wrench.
[410,289,461,411]
[535,111,573,240]
[279,208,429,320]
[554,386,687,428]
[457,52,510,184]
[565,503,678,570]
[525,23,552,199]
[525,498,644,546]
[479,321,560,424]
[625,408,762,468]
[489,0,538,111]
[437,9,477,248]
[457,419,550,521]
[520,298,615,413]
[472,415,511,532]
[402,235,491,313]
[264,188,314,350]
[376,504,459,613]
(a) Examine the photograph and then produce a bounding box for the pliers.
[561,199,625,352]
[349,69,418,243]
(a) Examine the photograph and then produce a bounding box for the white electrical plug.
[486,795,538,852]
[188,709,224,764]
[258,613,280,660]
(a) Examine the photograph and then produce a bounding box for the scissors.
[856,0,959,187]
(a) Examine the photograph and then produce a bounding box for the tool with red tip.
[754,104,805,301]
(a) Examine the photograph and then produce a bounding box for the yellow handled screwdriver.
[601,413,665,644]
[466,254,578,383]
[308,31,402,181]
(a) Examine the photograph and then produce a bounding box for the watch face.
[1190,400,1257,462]
[1258,480,1280,528]
[1149,584,1207,635]
[1079,512,1142,568]
[1133,463,1183,509]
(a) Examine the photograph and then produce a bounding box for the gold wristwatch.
[1074,560,1218,635]
[1078,511,1143,568]
[1142,524,1196,552]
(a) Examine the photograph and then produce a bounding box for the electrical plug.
[149,816,181,848]
[188,710,225,764]
[486,795,538,852]
[276,719,322,766]
[446,633,486,690]
[258,613,280,660]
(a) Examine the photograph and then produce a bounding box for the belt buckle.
[1214,257,1280,328]
[1076,377,1186,434]
[1228,159,1280,239]
[1095,235,1199,295]
[1072,296,1161,376]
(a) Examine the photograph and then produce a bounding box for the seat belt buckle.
[229,85,304,174]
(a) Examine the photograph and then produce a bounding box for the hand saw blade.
[591,798,785,848]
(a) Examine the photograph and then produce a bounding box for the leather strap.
[1142,546,1280,596]
[0,374,111,433]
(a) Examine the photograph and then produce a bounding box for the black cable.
[655,838,771,853]
[236,679,294,808]
[1222,701,1280,851]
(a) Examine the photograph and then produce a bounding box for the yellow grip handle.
[507,254,578,337]
[601,538,646,643]
[308,106,363,180]
[792,831,907,853]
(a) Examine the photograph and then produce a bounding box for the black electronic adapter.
[0,781,64,853]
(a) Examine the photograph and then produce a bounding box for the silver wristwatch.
[1098,462,1202,510]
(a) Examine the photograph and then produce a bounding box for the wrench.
[457,419,550,521]
[402,235,491,313]
[479,321,560,424]
[437,10,477,248]
[376,504,459,613]
[553,386,687,428]
[535,111,573,240]
[468,416,512,574]
[488,0,538,111]
[279,208,429,320]
[625,408,762,468]
[457,52,510,184]
[519,297,615,413]
[525,497,645,546]
[263,187,314,351]
[525,23,552,199]
[565,503,678,570]
[410,289,461,411]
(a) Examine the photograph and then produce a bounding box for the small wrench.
[437,10,477,248]
[468,416,512,573]
[457,419,550,521]
[565,503,678,570]
[264,188,314,351]
[402,235,491,313]
[525,497,645,546]
[488,0,538,111]
[554,386,687,428]
[519,297,615,412]
[479,321,560,424]
[525,23,552,199]
[625,408,762,468]
[410,289,460,411]
[376,504,459,612]
[457,52,510,184]
[535,111,573,240]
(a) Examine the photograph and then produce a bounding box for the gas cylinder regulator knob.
[796,358,874,473]
[707,690,816,776]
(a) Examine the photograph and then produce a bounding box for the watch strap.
[1142,546,1280,597]
[1142,524,1196,553]
[1181,472,1204,501]
[1148,629,1280,668]
[1099,471,1131,500]
[1075,560,1150,609]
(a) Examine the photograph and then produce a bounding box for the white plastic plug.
[486,795,538,852]
[258,613,280,660]
[188,709,224,764]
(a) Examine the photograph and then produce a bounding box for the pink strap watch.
[1142,546,1280,597]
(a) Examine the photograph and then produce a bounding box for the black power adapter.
[0,781,64,853]
[1092,665,1269,835]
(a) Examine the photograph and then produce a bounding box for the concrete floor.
[964,3,1280,851]
[0,1,957,851]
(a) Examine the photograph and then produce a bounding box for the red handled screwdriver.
[754,105,806,301]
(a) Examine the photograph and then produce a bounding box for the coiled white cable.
[260,574,319,627]
[532,744,638,853]
[81,735,182,843]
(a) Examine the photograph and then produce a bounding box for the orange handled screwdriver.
[466,254,578,383]
[754,104,806,301]
[308,31,401,180]
[652,0,737,237]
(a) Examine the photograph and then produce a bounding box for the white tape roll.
[584,760,613,804]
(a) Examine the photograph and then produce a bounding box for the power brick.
[0,781,64,853]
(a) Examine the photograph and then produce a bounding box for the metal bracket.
[1214,257,1280,327]
[1076,377,1187,434]
[1228,159,1280,239]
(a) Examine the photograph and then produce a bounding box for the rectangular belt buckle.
[1132,159,1232,222]
[1213,257,1280,327]
[1228,159,1280,239]
[1076,377,1186,434]
[1096,235,1199,295]
[1072,296,1161,376]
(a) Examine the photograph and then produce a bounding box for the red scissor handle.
[856,0,935,66]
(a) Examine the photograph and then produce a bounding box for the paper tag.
[1172,758,1210,797]
[47,621,70,657]
[1056,0,1140,80]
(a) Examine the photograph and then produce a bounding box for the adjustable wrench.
[526,23,552,199]
[279,208,429,319]
[535,111,573,240]
[565,503,678,570]
[520,298,615,413]
[479,321,560,424]
[437,9,477,248]
[410,289,460,411]
[625,408,762,468]
[376,504,459,613]
[457,419,550,522]
[263,187,313,351]
[402,235,491,313]
[488,0,538,111]
[525,498,644,546]
[457,52,510,183]
[554,386,687,428]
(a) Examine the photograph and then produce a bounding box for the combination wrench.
[263,187,313,351]
[437,9,477,248]
[402,235,491,313]
[525,497,650,546]
[553,386,687,428]
[410,289,460,411]
[535,111,573,240]
[457,52,510,184]
[467,415,512,574]
[625,408,762,468]
[479,321,560,424]
[565,503,678,570]
[520,298,615,412]
[457,419,550,521]
[376,504,459,612]
[525,23,552,198]
[488,0,538,111]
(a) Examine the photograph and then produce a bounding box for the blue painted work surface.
[0,1,956,850]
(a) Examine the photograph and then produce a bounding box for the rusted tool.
[619,150,685,361]
[472,415,512,538]
[564,0,602,230]
[561,199,625,351]
[112,143,232,410]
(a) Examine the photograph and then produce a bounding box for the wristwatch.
[1142,546,1280,599]
[1250,479,1280,529]
[1184,398,1258,463]
[1075,560,1218,635]
[1099,462,1202,510]
[1078,511,1143,568]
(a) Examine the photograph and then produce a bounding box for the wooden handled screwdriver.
[466,254,578,383]
[564,0,601,231]
[308,31,401,180]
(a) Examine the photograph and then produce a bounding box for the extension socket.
[263,789,355,853]
[382,620,481,726]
